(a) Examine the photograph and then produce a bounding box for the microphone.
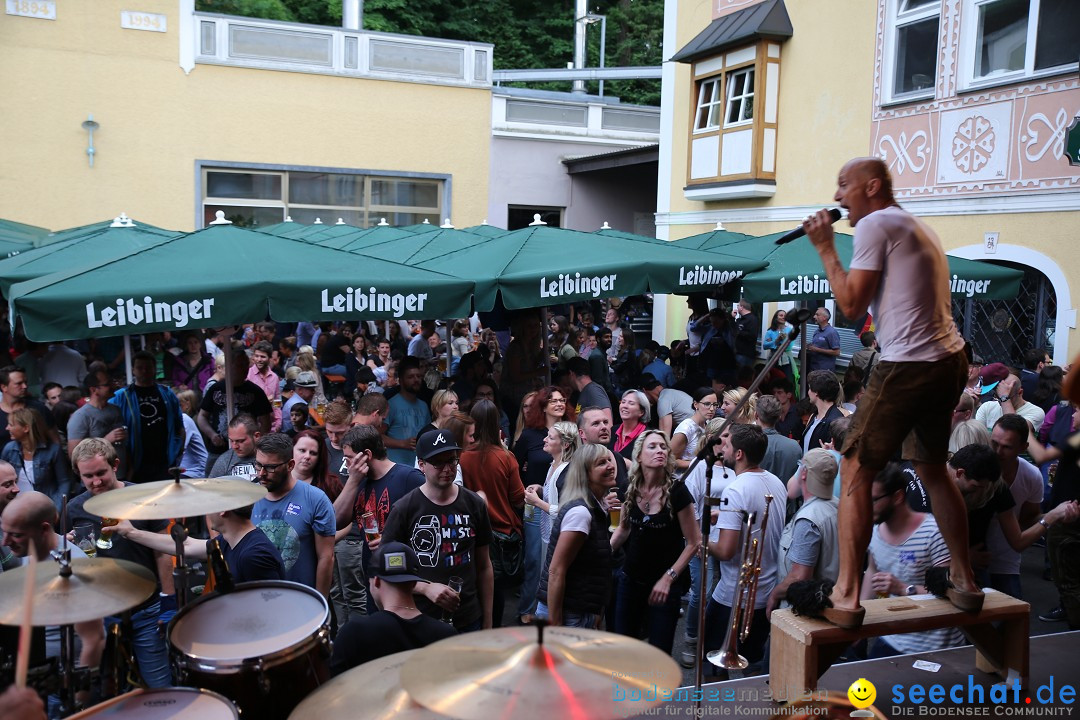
[774,208,842,245]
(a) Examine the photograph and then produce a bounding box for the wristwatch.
[666,568,678,581]
[1039,517,1051,530]
[905,584,917,596]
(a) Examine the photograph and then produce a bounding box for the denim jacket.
[1,440,73,510]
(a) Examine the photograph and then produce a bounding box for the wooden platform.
[770,591,1030,692]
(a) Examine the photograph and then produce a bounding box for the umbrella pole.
[444,319,452,379]
[540,307,551,387]
[123,335,133,385]
[799,303,809,398]
[223,335,235,421]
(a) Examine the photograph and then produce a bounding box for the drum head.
[170,582,326,663]
[70,688,237,719]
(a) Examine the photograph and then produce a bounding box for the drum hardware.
[168,580,331,720]
[683,308,815,697]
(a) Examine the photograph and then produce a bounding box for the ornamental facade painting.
[870,0,1080,199]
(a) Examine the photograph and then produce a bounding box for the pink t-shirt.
[849,206,964,362]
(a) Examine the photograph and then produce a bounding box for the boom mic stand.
[691,307,814,700]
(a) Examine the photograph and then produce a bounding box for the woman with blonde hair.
[948,419,991,455]
[294,345,324,397]
[535,443,617,627]
[721,387,756,425]
[2,408,71,510]
[416,389,459,440]
[610,430,701,652]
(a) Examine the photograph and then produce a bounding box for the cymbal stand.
[53,495,78,715]
[168,468,192,610]
[688,308,814,703]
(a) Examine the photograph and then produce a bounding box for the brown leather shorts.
[840,350,967,467]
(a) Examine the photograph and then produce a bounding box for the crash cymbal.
[0,557,156,626]
[288,650,443,720]
[401,625,679,720]
[84,477,267,520]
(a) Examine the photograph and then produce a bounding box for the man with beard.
[383,357,430,466]
[250,434,335,598]
[861,463,962,657]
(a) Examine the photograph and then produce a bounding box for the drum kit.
[2,473,686,720]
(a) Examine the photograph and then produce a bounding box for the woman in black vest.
[611,430,701,652]
[536,443,616,627]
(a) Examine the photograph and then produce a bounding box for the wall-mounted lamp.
[81,115,99,168]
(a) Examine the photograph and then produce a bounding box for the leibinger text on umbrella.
[540,273,617,299]
[679,266,743,287]
[779,275,832,296]
[86,297,215,329]
[321,287,427,318]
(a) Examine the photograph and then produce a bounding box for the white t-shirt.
[849,206,964,362]
[560,505,593,535]
[709,469,786,608]
[674,418,704,461]
[683,460,737,520]
[986,457,1044,575]
[975,399,1045,433]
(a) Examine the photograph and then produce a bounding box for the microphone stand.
[691,307,814,700]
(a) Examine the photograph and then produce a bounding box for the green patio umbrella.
[399,224,766,311]
[0,222,184,296]
[734,231,1023,302]
[9,223,476,342]
[36,216,175,248]
[460,223,507,238]
[0,218,48,247]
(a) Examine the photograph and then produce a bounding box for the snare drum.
[168,581,331,720]
[67,688,237,719]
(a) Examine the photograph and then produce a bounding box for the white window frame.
[199,166,443,229]
[693,78,723,133]
[723,67,755,127]
[958,0,1079,92]
[881,0,941,104]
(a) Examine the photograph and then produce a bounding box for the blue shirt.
[251,481,335,590]
[641,358,676,388]
[809,324,840,372]
[386,393,431,465]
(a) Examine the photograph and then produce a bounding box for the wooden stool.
[770,592,1030,693]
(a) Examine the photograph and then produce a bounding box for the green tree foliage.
[195,0,661,105]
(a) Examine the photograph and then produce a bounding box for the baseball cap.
[368,542,425,583]
[295,370,319,388]
[977,363,1009,395]
[415,429,461,461]
[803,448,839,500]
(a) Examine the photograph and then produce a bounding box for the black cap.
[368,542,425,583]
[415,429,461,460]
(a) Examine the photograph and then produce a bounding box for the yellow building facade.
[657,0,1080,365]
[1,0,492,232]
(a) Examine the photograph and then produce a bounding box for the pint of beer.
[608,504,622,532]
[361,512,381,542]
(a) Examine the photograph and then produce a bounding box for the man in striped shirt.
[861,464,963,657]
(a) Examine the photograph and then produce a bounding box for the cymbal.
[288,650,443,720]
[401,625,680,720]
[84,477,267,520]
[0,557,156,626]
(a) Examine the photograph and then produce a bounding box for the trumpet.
[707,493,773,670]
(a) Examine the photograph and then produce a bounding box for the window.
[724,68,755,126]
[507,206,562,230]
[967,0,1078,86]
[694,78,723,131]
[201,167,442,228]
[887,0,941,101]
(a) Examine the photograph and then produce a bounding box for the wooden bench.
[770,592,1030,693]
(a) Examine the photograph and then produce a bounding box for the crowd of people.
[0,290,1074,715]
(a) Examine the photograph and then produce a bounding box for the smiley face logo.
[848,678,876,709]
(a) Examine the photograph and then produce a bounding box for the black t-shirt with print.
[134,384,169,480]
[200,380,273,435]
[382,486,492,629]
